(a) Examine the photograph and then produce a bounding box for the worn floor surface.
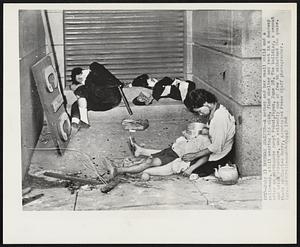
[23,89,262,210]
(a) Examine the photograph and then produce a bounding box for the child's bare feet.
[182,167,193,177]
[141,173,150,181]
[128,137,142,157]
[102,158,117,179]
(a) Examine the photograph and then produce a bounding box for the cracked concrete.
[23,174,261,210]
[23,88,262,210]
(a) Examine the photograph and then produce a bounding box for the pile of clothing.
[130,74,195,109]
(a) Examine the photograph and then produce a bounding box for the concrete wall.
[46,10,65,87]
[19,10,46,179]
[188,10,262,176]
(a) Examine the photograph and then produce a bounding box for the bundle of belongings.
[121,119,149,131]
[131,74,195,110]
[132,91,154,106]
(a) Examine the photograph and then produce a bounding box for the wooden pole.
[44,171,104,185]
[118,85,133,115]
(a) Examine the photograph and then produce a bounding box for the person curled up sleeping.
[70,62,122,130]
[106,122,211,179]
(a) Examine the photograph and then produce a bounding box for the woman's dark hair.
[187,89,218,111]
[71,67,83,84]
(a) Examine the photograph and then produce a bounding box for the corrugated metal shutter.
[64,10,184,85]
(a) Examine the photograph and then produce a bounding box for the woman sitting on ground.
[181,89,236,177]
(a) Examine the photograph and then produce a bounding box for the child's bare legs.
[77,97,89,125]
[142,159,190,179]
[129,137,161,157]
[106,157,162,178]
[142,162,174,176]
[134,146,161,157]
[71,97,89,126]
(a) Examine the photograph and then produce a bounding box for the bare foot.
[141,173,150,181]
[102,158,117,179]
[80,121,90,129]
[182,168,193,177]
[133,144,142,157]
[128,137,142,157]
[108,167,117,180]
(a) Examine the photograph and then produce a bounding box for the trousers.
[191,148,235,177]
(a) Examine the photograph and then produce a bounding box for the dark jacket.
[75,62,122,111]
[152,77,196,105]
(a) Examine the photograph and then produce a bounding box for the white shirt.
[81,69,90,85]
[172,78,189,101]
[172,135,211,158]
[207,104,236,161]
[160,79,189,100]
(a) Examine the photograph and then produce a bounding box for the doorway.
[63,10,185,86]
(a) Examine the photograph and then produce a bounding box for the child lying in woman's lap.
[141,123,211,180]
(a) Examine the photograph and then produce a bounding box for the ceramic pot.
[214,164,239,185]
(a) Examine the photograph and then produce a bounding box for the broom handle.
[118,85,133,115]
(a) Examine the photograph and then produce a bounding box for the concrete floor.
[23,88,262,210]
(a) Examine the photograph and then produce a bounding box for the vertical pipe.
[62,10,67,88]
[184,10,193,81]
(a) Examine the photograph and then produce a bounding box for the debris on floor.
[44,171,105,185]
[22,193,44,206]
[22,187,32,196]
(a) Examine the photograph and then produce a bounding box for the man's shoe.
[80,121,90,128]
[70,123,81,138]
[71,122,81,129]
